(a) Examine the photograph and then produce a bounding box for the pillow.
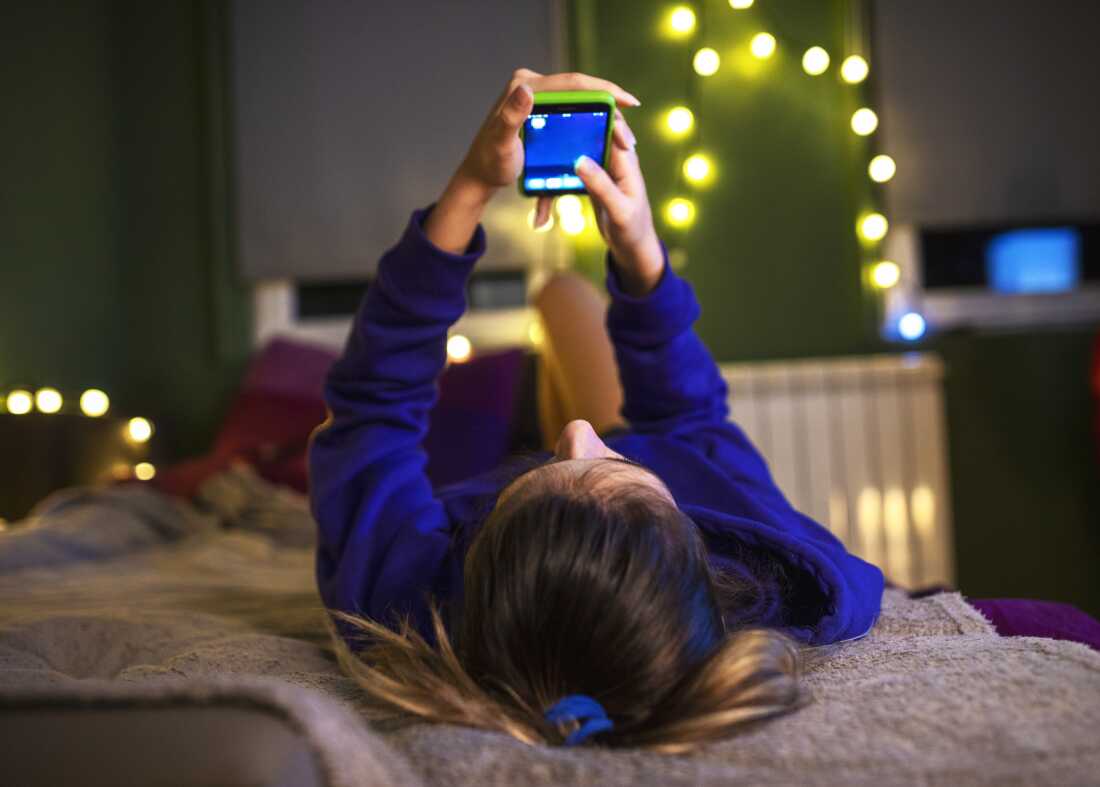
[153,338,335,498]
[154,337,530,498]
[423,347,528,487]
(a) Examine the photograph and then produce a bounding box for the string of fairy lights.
[655,0,925,342]
[446,0,925,363]
[0,387,157,482]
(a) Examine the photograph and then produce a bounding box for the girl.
[308,69,884,752]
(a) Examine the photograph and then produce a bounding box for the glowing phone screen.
[522,108,609,195]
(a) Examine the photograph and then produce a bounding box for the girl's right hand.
[573,113,665,297]
[456,69,641,226]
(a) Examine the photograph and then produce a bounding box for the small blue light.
[898,312,926,341]
[526,177,545,189]
[562,175,582,188]
[546,177,563,189]
[530,116,546,130]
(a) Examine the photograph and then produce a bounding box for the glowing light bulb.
[527,208,554,233]
[693,47,720,76]
[669,6,696,35]
[682,153,713,184]
[80,389,110,417]
[556,194,583,218]
[841,55,869,84]
[6,390,33,415]
[35,388,63,414]
[729,0,754,8]
[665,106,694,136]
[898,312,927,341]
[134,462,157,481]
[750,32,776,59]
[868,154,896,183]
[858,213,889,242]
[871,260,901,289]
[446,334,472,363]
[665,198,696,228]
[128,417,153,443]
[851,108,879,136]
[802,46,830,76]
[560,211,587,235]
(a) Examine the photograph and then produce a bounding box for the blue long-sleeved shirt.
[308,207,884,647]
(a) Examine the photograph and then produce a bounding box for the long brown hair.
[330,465,809,753]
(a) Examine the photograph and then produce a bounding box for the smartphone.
[520,90,615,197]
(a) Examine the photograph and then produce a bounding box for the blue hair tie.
[544,694,613,746]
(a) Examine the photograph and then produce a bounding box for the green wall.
[570,0,1100,615]
[1,2,126,399]
[0,1,251,462]
[570,0,877,359]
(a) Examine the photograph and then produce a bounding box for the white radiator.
[719,353,954,590]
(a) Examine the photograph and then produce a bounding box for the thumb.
[574,156,628,222]
[494,84,534,141]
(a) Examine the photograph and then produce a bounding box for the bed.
[2,464,1099,786]
[2,340,1099,786]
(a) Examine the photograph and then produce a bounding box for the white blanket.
[2,467,1098,786]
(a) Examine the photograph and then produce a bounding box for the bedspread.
[2,466,1099,787]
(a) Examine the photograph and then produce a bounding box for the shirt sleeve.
[606,250,884,645]
[605,247,789,503]
[605,246,731,434]
[607,246,743,431]
[307,207,481,634]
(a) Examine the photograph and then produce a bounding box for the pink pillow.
[154,339,336,498]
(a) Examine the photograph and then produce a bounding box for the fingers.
[606,114,645,196]
[574,156,629,221]
[612,109,637,151]
[527,72,640,108]
[500,69,640,109]
[488,67,543,137]
[494,83,534,140]
[496,68,544,106]
[534,196,553,229]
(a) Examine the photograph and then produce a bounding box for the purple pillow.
[241,337,338,400]
[968,598,1100,652]
[423,349,528,488]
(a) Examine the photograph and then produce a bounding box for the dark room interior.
[2,2,1099,784]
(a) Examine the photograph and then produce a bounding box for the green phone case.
[520,90,616,197]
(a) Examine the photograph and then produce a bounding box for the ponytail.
[606,628,808,752]
[328,606,545,745]
[329,605,808,752]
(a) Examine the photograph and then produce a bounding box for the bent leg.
[534,272,625,448]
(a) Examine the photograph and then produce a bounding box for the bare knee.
[534,271,604,314]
